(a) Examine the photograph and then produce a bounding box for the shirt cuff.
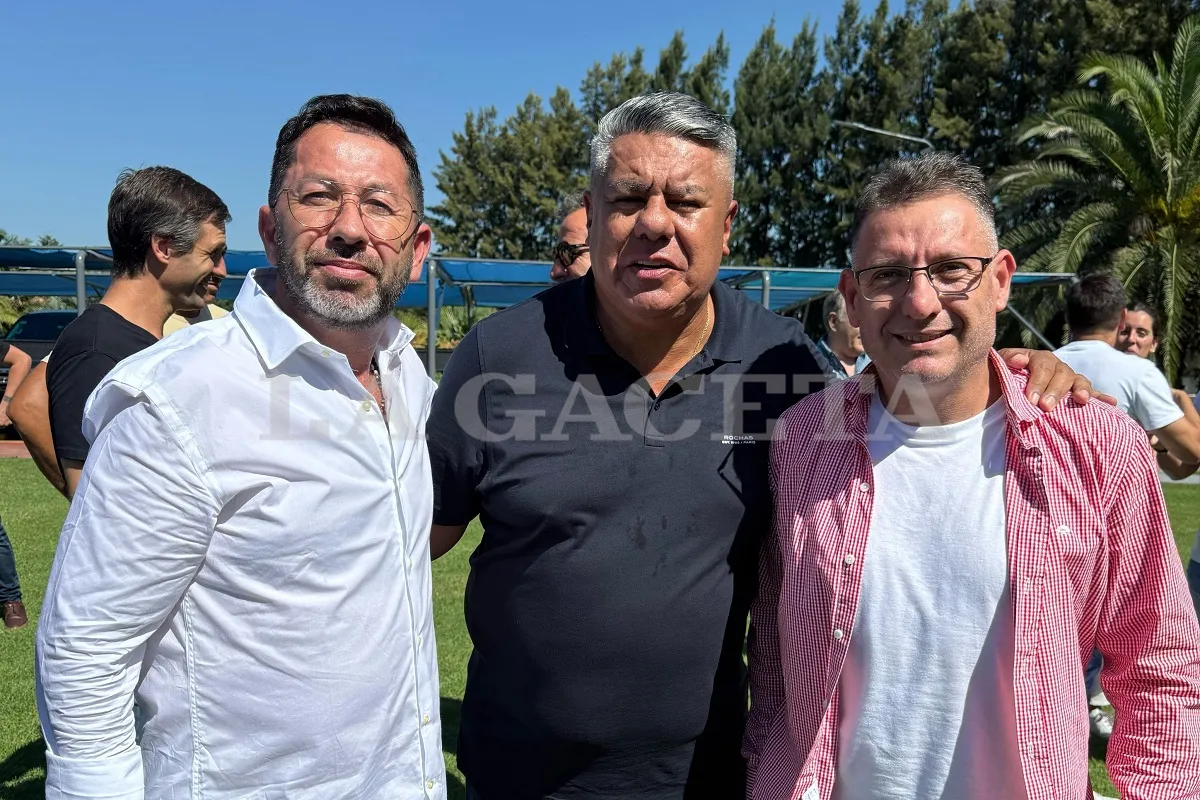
[44,746,143,800]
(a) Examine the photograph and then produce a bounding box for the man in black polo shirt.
[47,166,229,497]
[427,92,1096,800]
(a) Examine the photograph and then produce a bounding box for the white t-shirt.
[1054,340,1182,431]
[835,395,1028,800]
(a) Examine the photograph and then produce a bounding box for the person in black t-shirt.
[46,166,230,498]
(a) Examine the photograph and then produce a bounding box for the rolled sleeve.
[36,387,220,798]
[43,748,143,800]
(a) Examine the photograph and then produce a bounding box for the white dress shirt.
[36,269,446,800]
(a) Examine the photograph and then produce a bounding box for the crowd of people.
[2,90,1198,800]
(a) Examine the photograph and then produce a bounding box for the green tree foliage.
[429,90,588,260]
[430,32,732,260]
[996,15,1200,381]
[431,2,1200,383]
[730,20,828,267]
[0,230,59,247]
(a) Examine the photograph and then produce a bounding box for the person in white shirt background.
[1054,274,1200,746]
[35,94,446,800]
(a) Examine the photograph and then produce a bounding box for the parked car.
[0,309,77,398]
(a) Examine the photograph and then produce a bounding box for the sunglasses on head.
[553,241,589,268]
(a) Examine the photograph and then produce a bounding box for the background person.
[0,340,32,628]
[1116,301,1159,359]
[815,290,869,379]
[1055,275,1200,466]
[12,270,229,498]
[46,166,229,498]
[162,269,229,335]
[548,190,591,282]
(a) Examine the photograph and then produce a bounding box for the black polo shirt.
[429,273,829,800]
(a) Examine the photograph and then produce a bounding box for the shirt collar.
[835,349,1044,443]
[817,337,850,378]
[232,268,416,372]
[561,271,744,363]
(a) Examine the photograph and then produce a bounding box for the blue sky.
[1,0,863,250]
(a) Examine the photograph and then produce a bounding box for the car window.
[6,313,74,341]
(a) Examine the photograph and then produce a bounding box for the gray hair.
[850,151,998,256]
[822,290,847,328]
[556,190,585,220]
[589,92,737,189]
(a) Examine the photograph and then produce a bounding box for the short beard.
[275,230,410,331]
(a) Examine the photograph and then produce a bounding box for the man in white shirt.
[36,94,446,800]
[1054,274,1200,462]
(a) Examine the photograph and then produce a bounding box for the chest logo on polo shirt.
[721,434,756,445]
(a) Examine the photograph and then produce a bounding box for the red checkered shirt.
[745,350,1200,800]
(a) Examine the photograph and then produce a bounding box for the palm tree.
[994,16,1200,383]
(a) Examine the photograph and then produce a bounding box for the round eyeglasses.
[852,255,996,302]
[277,178,418,243]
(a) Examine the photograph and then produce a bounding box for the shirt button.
[423,713,430,725]
[408,558,414,571]
[321,348,331,358]
[361,399,373,412]
[843,554,855,566]
[833,628,844,640]
[1056,524,1070,536]
[858,482,869,493]
[417,635,423,646]
[426,779,435,790]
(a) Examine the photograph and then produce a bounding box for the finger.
[997,348,1031,368]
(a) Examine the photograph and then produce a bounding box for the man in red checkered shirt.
[745,152,1200,800]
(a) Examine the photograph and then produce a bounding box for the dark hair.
[1125,301,1159,337]
[851,151,997,255]
[269,94,424,221]
[107,166,230,280]
[1066,274,1126,335]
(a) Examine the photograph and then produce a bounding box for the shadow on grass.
[0,712,469,800]
[0,739,44,800]
[442,696,465,800]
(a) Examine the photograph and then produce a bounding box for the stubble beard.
[276,230,411,331]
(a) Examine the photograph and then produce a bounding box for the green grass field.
[1,458,1197,799]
